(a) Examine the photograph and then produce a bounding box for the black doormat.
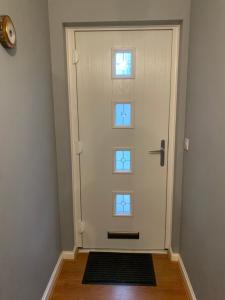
[82,252,156,286]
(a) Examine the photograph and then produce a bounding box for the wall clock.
[0,15,16,49]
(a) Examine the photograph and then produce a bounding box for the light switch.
[184,138,190,151]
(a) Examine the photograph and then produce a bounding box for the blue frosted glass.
[114,150,131,172]
[124,194,130,202]
[124,150,131,161]
[116,161,123,170]
[114,103,132,127]
[115,51,133,77]
[115,194,131,216]
[123,161,131,171]
[116,151,123,161]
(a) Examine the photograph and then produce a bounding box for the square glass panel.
[114,149,132,173]
[114,103,132,128]
[113,192,133,216]
[112,49,135,79]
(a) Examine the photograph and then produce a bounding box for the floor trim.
[168,248,180,262]
[41,253,63,300]
[41,248,77,300]
[79,248,167,254]
[169,249,197,300]
[62,248,77,260]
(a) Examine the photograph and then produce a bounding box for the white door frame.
[65,25,180,250]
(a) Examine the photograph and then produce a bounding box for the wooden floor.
[50,252,189,300]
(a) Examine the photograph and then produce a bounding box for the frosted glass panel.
[112,49,135,78]
[114,103,132,127]
[114,193,132,216]
[115,52,132,76]
[114,149,132,173]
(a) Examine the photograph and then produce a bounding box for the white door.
[75,29,174,250]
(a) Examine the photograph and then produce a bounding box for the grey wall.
[0,1,61,299]
[48,0,191,251]
[181,0,225,299]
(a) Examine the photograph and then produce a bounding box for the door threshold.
[78,248,168,254]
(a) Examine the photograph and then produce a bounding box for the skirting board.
[79,248,167,254]
[169,249,197,300]
[41,253,63,300]
[62,249,76,260]
[41,248,77,300]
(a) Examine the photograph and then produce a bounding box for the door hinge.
[72,49,79,64]
[78,220,85,234]
[75,140,83,154]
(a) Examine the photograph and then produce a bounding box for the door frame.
[65,25,180,250]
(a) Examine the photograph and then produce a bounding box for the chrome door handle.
[148,140,165,167]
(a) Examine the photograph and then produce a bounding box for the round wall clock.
[0,15,16,49]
